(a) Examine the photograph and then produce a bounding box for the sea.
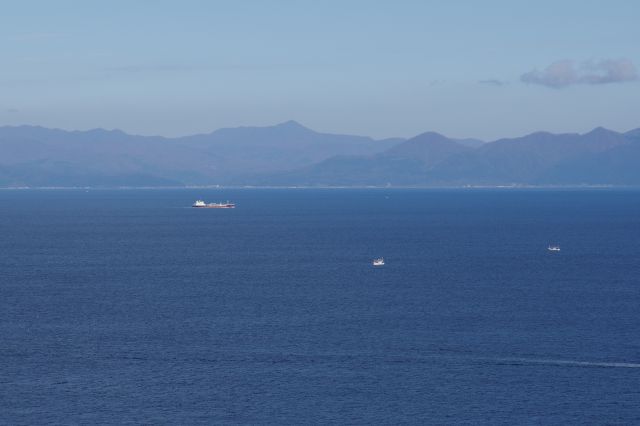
[1,188,640,425]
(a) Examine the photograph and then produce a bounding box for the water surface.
[2,189,640,424]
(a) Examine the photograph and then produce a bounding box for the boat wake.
[491,356,640,369]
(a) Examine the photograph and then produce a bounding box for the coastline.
[0,184,634,191]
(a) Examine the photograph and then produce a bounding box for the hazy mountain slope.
[0,122,399,186]
[0,160,182,187]
[384,132,471,167]
[261,127,637,186]
[257,155,428,186]
[428,127,631,184]
[625,128,640,143]
[259,132,471,186]
[2,123,639,187]
[541,139,640,185]
[176,121,401,174]
[453,138,484,148]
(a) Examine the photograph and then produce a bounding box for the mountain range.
[1,121,639,187]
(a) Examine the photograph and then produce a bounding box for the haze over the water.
[1,0,639,140]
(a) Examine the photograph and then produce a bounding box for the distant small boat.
[372,257,385,266]
[548,245,561,252]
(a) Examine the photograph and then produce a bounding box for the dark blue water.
[2,189,640,424]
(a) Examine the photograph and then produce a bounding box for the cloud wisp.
[478,79,506,87]
[521,59,638,88]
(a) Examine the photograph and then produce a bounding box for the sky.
[1,0,639,140]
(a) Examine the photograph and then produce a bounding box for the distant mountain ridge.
[425,127,632,185]
[261,131,472,186]
[259,126,640,186]
[0,121,401,187]
[1,122,639,187]
[626,128,640,143]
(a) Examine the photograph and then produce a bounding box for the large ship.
[192,200,235,209]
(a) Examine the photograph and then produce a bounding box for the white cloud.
[521,59,638,88]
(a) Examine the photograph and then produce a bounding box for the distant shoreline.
[1,184,636,191]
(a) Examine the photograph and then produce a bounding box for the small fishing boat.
[372,257,385,266]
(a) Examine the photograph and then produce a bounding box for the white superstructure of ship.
[192,200,235,209]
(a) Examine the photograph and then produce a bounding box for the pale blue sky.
[1,0,639,140]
